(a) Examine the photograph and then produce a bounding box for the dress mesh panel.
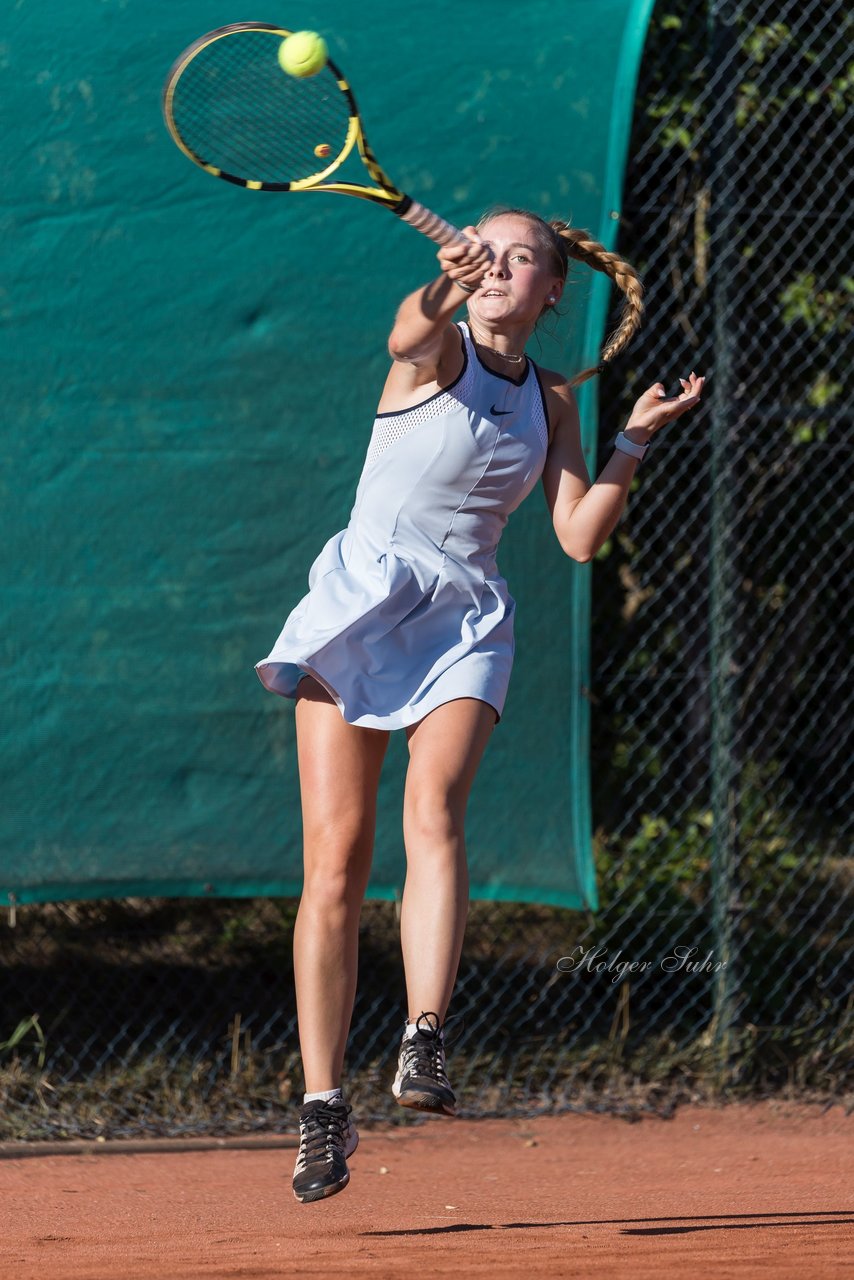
[364,360,476,469]
[532,390,548,452]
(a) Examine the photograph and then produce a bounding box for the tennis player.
[256,208,704,1202]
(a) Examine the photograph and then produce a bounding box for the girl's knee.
[302,857,368,912]
[403,788,465,849]
[303,806,372,854]
[302,817,373,904]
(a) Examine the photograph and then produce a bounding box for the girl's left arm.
[542,373,705,562]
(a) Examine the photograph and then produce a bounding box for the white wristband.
[614,431,650,461]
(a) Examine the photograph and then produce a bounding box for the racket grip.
[397,199,465,246]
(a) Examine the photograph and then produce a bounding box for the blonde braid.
[550,221,645,387]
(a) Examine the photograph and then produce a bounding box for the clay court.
[2,1103,851,1279]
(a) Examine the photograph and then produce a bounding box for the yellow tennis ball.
[314,143,332,158]
[278,31,328,78]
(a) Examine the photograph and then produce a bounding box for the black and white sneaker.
[392,1011,456,1116]
[292,1099,358,1203]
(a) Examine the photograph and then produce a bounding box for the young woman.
[256,208,704,1203]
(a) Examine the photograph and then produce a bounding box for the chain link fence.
[2,0,851,1139]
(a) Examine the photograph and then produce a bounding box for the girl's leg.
[399,697,497,1022]
[293,677,389,1092]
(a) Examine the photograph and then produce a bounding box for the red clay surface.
[2,1103,852,1279]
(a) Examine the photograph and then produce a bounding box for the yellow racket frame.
[162,22,405,207]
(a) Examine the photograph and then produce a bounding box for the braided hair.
[476,208,645,386]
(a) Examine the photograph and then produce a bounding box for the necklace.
[468,324,526,365]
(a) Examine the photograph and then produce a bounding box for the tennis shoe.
[292,1099,358,1203]
[392,1011,456,1116]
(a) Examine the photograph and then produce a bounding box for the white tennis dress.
[255,322,550,729]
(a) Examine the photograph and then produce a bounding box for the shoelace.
[297,1102,352,1167]
[400,1011,464,1083]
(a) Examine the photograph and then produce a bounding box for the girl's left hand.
[623,372,706,441]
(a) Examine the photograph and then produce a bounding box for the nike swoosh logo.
[491,405,513,416]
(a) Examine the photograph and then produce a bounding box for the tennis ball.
[278,31,328,78]
[314,143,332,158]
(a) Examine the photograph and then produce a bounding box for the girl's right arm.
[387,229,492,370]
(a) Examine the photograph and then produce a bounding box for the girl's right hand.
[438,227,493,292]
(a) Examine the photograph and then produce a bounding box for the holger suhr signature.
[556,945,727,984]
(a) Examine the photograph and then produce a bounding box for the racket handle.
[396,198,465,247]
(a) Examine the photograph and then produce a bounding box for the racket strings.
[170,30,353,184]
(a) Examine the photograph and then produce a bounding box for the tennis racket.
[162,22,466,248]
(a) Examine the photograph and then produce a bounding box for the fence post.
[707,0,742,1087]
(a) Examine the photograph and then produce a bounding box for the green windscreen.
[2,0,654,910]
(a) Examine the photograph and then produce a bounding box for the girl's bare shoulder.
[534,365,579,440]
[377,324,465,414]
[535,364,575,398]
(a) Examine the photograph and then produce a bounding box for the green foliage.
[0,1015,46,1070]
[594,757,815,914]
[742,22,792,64]
[778,274,854,336]
[806,370,843,410]
[596,806,712,907]
[643,7,854,145]
[785,370,843,444]
[825,60,854,115]
[598,0,851,819]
